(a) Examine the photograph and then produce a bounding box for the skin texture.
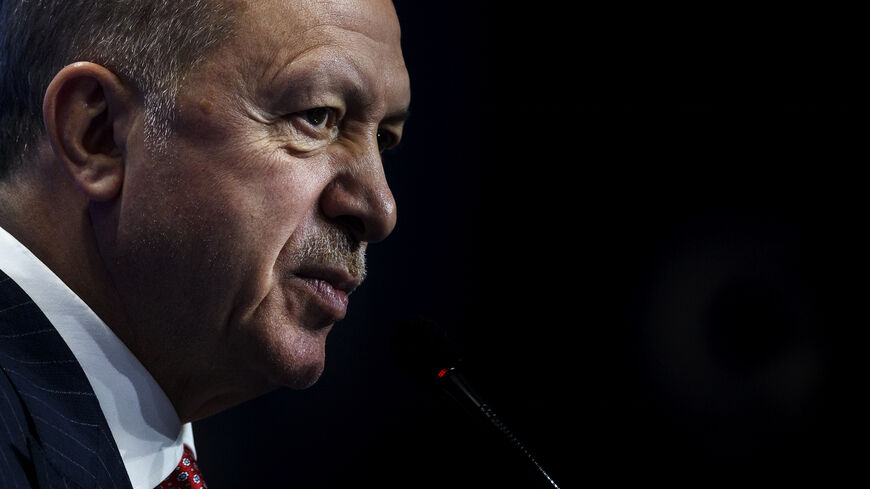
[0,0,410,423]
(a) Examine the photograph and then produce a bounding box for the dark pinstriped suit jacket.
[0,269,132,488]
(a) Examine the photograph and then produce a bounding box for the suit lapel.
[0,269,132,488]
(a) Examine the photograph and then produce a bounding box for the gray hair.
[0,0,240,179]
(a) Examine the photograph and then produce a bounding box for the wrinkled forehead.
[242,0,403,51]
[221,0,408,109]
[305,0,403,41]
[229,0,406,86]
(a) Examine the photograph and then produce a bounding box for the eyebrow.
[277,66,410,127]
[383,108,411,125]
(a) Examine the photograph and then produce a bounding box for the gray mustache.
[297,227,367,281]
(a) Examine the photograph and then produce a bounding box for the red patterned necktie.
[154,445,207,489]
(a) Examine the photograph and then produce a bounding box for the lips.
[291,266,362,321]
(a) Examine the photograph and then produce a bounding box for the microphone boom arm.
[438,367,561,489]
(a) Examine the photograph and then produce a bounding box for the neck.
[0,150,269,423]
[0,149,131,360]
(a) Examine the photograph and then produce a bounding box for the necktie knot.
[154,445,207,489]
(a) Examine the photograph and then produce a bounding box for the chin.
[273,354,326,390]
[237,283,338,390]
[285,364,325,390]
[257,320,333,391]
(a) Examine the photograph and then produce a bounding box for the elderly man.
[0,0,410,487]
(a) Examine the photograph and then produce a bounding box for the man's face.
[106,0,409,411]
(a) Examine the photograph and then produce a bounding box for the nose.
[320,148,397,244]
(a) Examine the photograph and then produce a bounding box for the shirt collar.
[0,224,194,489]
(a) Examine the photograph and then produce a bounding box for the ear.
[43,62,137,202]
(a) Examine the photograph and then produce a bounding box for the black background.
[195,2,864,487]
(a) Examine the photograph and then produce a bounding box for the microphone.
[391,316,561,489]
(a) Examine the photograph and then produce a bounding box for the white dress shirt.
[0,224,194,489]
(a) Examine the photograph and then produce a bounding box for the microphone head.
[390,316,464,383]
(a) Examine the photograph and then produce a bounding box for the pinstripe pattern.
[0,270,132,488]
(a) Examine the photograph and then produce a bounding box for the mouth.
[290,266,363,322]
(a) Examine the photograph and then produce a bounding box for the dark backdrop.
[195,2,864,487]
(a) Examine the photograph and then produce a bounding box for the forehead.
[246,0,404,43]
[233,0,407,91]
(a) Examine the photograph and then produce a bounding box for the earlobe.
[43,62,134,202]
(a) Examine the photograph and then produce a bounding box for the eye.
[280,107,340,154]
[376,128,397,153]
[303,107,335,128]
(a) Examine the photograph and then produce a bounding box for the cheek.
[236,284,331,389]
[185,149,332,305]
[142,98,337,307]
[166,133,322,242]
